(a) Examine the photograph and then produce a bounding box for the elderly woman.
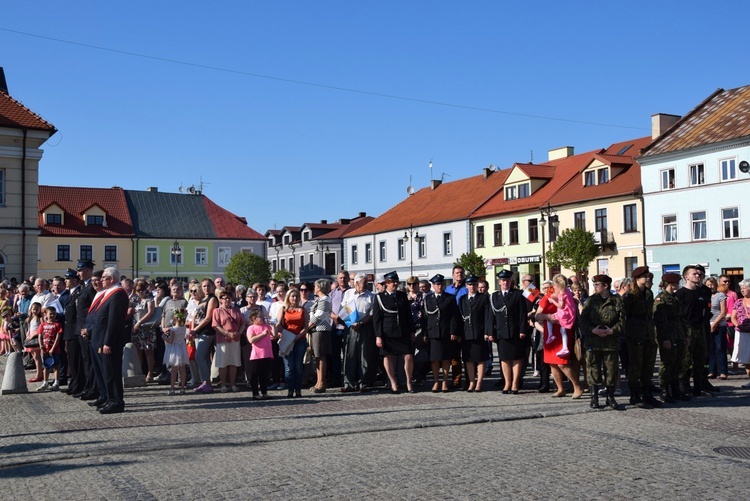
[191,278,219,393]
[308,279,332,393]
[276,287,308,398]
[580,274,623,409]
[706,276,728,380]
[131,280,157,382]
[535,274,583,399]
[730,278,750,388]
[211,286,246,392]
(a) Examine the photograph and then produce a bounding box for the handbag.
[24,336,40,348]
[186,339,196,361]
[738,319,750,333]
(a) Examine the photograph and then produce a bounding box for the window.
[398,239,405,260]
[57,245,70,261]
[308,253,313,268]
[721,158,737,181]
[302,231,310,242]
[476,225,485,248]
[505,186,516,200]
[549,216,559,242]
[80,245,93,261]
[661,168,675,190]
[723,207,739,239]
[300,254,305,269]
[624,257,638,277]
[379,241,386,262]
[574,212,586,230]
[623,204,638,233]
[597,258,609,276]
[691,211,707,240]
[493,224,502,246]
[663,215,677,242]
[351,245,358,265]
[46,213,62,225]
[0,169,4,205]
[584,171,596,187]
[145,246,158,265]
[418,236,426,258]
[509,222,519,245]
[595,208,608,232]
[528,218,538,243]
[598,168,609,184]
[272,260,277,273]
[689,163,705,186]
[288,257,294,272]
[365,243,372,263]
[104,246,117,262]
[443,232,452,256]
[217,247,231,267]
[171,246,184,266]
[280,258,286,270]
[325,253,336,275]
[195,247,207,265]
[86,215,104,226]
[518,183,530,198]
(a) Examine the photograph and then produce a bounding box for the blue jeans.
[708,325,728,376]
[195,334,215,383]
[284,337,308,391]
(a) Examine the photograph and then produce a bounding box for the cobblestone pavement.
[1,358,749,499]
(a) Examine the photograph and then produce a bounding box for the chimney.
[0,68,7,94]
[483,167,494,178]
[320,219,327,224]
[340,218,351,225]
[431,179,442,190]
[358,212,366,218]
[147,187,158,192]
[548,146,574,161]
[651,113,681,139]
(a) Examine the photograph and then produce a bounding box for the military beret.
[464,275,479,284]
[631,266,650,279]
[662,273,681,284]
[592,274,612,286]
[429,274,445,284]
[384,271,399,283]
[496,269,513,280]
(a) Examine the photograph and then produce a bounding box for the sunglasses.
[190,289,198,293]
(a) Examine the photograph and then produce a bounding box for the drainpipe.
[21,128,28,277]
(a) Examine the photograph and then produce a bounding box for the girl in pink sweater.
[547,275,576,358]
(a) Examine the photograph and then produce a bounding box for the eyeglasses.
[407,282,417,286]
[300,288,308,291]
[190,289,198,293]
[522,279,531,282]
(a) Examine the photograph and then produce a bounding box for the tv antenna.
[406,175,415,195]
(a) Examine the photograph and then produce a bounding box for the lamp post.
[538,203,559,281]
[170,240,181,280]
[314,242,329,278]
[403,224,422,277]
[288,241,299,282]
[273,243,282,276]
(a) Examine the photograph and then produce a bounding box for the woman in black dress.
[422,274,461,392]
[459,276,492,392]
[373,271,415,393]
[489,269,529,394]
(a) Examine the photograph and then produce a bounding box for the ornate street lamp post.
[171,240,182,280]
[538,203,559,281]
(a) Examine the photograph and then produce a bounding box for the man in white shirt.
[30,278,62,313]
[340,274,376,392]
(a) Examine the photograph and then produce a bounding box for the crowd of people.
[1,260,749,415]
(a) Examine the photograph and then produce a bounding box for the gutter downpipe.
[21,128,28,277]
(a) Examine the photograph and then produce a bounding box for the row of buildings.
[1,64,749,289]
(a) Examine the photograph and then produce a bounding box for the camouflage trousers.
[626,337,658,388]
[658,339,685,388]
[586,349,618,387]
[680,324,707,385]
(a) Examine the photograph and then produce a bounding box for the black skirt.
[497,337,525,361]
[462,338,489,363]
[429,338,456,362]
[380,335,413,356]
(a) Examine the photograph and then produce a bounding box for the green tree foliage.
[224,252,272,287]
[273,269,295,283]
[454,251,487,278]
[545,228,599,278]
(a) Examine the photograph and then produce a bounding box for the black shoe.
[702,380,719,392]
[80,392,99,401]
[538,387,550,393]
[99,403,124,414]
[287,390,294,398]
[605,386,623,410]
[642,388,663,407]
[88,397,107,407]
[590,386,600,409]
[294,390,302,398]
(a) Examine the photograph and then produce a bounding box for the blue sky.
[3,1,750,234]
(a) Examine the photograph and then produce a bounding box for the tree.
[273,269,294,283]
[224,252,271,287]
[545,228,600,280]
[453,251,487,278]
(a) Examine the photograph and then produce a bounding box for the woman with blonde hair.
[277,287,308,398]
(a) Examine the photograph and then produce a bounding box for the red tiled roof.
[265,229,282,237]
[348,172,510,237]
[304,223,342,231]
[38,186,133,237]
[0,91,56,132]
[316,216,376,239]
[548,136,651,206]
[202,196,265,240]
[515,164,555,179]
[640,85,750,157]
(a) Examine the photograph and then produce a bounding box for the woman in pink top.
[246,309,276,399]
[211,287,246,393]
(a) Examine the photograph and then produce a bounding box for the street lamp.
[314,242,329,278]
[288,241,299,282]
[403,224,423,277]
[170,240,182,280]
[273,243,282,276]
[538,203,559,281]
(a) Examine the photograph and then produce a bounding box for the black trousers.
[249,358,272,396]
[65,338,85,393]
[79,335,97,394]
[102,345,124,407]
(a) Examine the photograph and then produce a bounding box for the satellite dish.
[740,160,750,173]
[187,186,196,194]
[488,164,496,172]
[102,220,108,228]
[178,183,184,193]
[407,186,415,195]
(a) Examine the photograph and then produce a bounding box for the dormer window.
[284,235,291,244]
[505,186,516,200]
[584,171,596,186]
[46,213,62,225]
[597,168,609,184]
[86,215,104,226]
[518,183,530,198]
[303,231,310,242]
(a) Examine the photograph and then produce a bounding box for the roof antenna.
[429,159,433,183]
[406,175,415,196]
[530,150,534,163]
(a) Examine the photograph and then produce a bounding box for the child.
[37,306,63,391]
[163,309,189,395]
[246,310,275,400]
[0,307,14,355]
[547,282,576,358]
[25,302,44,383]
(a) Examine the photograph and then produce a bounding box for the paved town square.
[1,356,748,500]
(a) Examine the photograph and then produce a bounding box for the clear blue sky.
[3,2,750,234]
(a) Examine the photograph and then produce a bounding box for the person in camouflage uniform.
[653,273,688,403]
[622,266,661,409]
[580,274,623,410]
[675,265,710,397]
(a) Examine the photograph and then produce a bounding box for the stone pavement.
[1,357,749,499]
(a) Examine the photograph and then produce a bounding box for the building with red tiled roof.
[0,68,57,281]
[345,170,509,281]
[638,85,750,281]
[469,136,650,289]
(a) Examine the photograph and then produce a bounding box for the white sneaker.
[50,382,60,391]
[36,382,49,392]
[598,387,607,396]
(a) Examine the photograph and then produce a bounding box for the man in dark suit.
[458,275,493,391]
[62,269,83,395]
[91,268,130,414]
[75,260,99,400]
[489,269,530,393]
[421,274,461,392]
[373,271,415,393]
